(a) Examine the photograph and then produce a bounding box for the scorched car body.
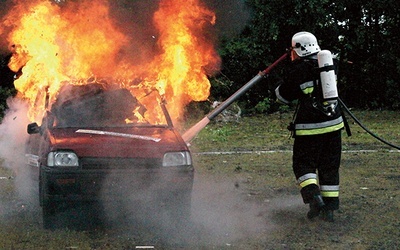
[25,83,194,228]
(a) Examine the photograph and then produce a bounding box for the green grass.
[189,110,400,152]
[189,110,400,249]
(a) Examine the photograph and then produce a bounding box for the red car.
[25,83,194,229]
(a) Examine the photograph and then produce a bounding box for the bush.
[0,87,16,121]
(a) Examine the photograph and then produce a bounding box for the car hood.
[47,127,188,158]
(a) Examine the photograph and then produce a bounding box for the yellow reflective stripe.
[296,122,344,136]
[299,178,318,188]
[302,86,314,94]
[296,117,343,130]
[300,81,314,94]
[321,191,339,197]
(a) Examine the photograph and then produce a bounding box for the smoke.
[92,173,303,247]
[0,0,289,246]
[105,0,252,72]
[0,97,36,205]
[106,0,161,67]
[190,175,274,244]
[188,175,303,247]
[0,98,29,171]
[204,0,252,39]
[107,0,251,45]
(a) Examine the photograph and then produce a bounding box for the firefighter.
[275,31,344,222]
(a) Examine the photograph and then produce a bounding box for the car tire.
[164,190,192,227]
[42,200,57,230]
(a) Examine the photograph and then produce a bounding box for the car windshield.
[49,84,169,128]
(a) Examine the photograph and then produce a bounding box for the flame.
[1,0,220,124]
[151,0,220,119]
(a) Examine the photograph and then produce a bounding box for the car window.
[50,84,167,128]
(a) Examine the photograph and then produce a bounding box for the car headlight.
[47,151,79,167]
[163,151,192,167]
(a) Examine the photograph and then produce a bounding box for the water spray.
[182,53,288,143]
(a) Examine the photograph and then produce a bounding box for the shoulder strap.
[287,101,300,138]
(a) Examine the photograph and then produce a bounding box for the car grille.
[80,157,162,170]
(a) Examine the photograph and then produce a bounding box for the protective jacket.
[275,54,343,211]
[275,55,344,136]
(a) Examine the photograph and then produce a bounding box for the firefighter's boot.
[320,209,334,222]
[307,194,325,219]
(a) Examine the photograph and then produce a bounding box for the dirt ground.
[0,111,399,249]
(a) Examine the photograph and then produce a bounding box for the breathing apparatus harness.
[287,51,341,136]
[286,49,400,150]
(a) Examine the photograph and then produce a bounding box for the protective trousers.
[293,130,341,210]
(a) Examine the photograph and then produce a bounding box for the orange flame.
[1,0,220,124]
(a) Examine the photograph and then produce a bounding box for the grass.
[188,110,400,249]
[0,110,399,249]
[188,110,400,152]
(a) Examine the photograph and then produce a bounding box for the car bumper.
[41,166,194,203]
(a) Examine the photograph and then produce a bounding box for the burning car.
[25,82,194,229]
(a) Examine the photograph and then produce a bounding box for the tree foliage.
[0,53,16,118]
[1,0,400,120]
[213,0,400,112]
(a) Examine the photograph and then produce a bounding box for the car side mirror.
[27,122,41,134]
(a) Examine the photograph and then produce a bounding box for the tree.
[212,0,400,112]
[0,53,16,120]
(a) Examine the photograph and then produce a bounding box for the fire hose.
[182,53,288,143]
[182,52,400,151]
[339,98,400,150]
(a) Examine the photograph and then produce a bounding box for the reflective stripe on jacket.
[295,117,344,136]
[300,81,314,95]
[275,56,344,136]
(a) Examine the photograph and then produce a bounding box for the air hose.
[339,97,400,150]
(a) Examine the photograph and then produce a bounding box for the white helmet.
[291,31,320,57]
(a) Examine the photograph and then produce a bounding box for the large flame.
[1,0,220,124]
